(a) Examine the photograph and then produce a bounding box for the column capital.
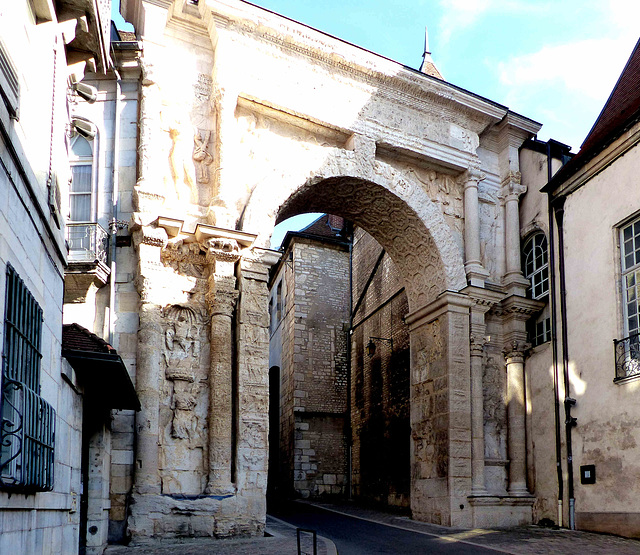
[470,334,489,356]
[501,171,526,200]
[463,164,486,187]
[207,287,239,316]
[503,340,530,362]
[205,237,242,265]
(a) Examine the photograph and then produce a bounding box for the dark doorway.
[267,366,281,507]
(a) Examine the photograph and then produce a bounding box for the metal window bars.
[614,332,640,381]
[0,264,55,491]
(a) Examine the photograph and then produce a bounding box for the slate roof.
[300,214,346,238]
[548,37,640,188]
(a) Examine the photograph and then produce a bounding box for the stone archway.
[245,173,476,527]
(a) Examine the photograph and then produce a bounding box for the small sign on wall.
[580,464,596,484]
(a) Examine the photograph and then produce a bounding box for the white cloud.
[497,37,631,102]
[438,0,548,45]
[492,0,640,148]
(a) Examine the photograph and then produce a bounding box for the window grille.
[523,233,549,299]
[0,264,55,491]
[616,218,640,380]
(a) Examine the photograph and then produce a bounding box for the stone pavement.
[104,514,337,555]
[105,500,640,554]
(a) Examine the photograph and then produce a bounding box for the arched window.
[69,135,94,222]
[523,232,549,299]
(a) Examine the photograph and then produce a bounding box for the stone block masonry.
[272,236,350,498]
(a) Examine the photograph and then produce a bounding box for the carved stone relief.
[479,200,501,281]
[483,353,508,494]
[414,319,444,383]
[404,167,464,219]
[162,239,208,279]
[157,73,216,208]
[277,177,448,308]
[163,305,205,444]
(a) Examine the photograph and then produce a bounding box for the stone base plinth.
[468,495,534,528]
[128,493,265,540]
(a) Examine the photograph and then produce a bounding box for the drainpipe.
[554,198,576,530]
[108,69,122,346]
[546,143,564,527]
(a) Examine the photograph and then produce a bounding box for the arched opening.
[260,175,465,516]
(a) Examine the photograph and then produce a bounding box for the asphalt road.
[271,503,506,555]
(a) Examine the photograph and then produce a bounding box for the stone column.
[504,342,528,496]
[502,174,528,295]
[463,167,489,286]
[134,303,162,494]
[469,335,488,495]
[464,286,502,496]
[205,250,239,495]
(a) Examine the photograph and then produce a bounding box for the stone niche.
[159,303,210,495]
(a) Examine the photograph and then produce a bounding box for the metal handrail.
[613,332,640,381]
[66,222,109,265]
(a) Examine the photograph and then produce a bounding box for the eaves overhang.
[543,115,640,199]
[62,349,141,411]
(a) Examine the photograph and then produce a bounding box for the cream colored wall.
[562,135,640,520]
[519,146,563,524]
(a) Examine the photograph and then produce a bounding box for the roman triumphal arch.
[123,0,545,539]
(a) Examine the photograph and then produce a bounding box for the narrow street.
[271,502,504,554]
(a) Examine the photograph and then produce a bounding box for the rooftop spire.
[423,26,431,58]
[420,25,443,80]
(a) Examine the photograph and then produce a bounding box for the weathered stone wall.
[271,236,350,498]
[119,0,546,535]
[351,228,411,508]
[0,4,81,553]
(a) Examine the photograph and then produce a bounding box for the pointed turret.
[420,26,443,80]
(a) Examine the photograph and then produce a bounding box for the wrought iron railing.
[67,222,109,265]
[0,379,55,491]
[614,333,640,381]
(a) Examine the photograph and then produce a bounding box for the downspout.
[108,69,122,346]
[554,198,576,529]
[546,143,564,527]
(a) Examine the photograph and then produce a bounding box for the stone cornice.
[491,294,545,320]
[462,285,504,314]
[376,139,474,173]
[405,290,473,329]
[209,3,510,132]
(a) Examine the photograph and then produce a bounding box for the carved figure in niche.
[163,305,202,443]
[407,168,462,215]
[171,380,200,441]
[483,355,507,459]
[166,116,197,203]
[480,202,500,279]
[193,130,214,184]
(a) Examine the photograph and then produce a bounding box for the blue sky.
[112,1,639,246]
